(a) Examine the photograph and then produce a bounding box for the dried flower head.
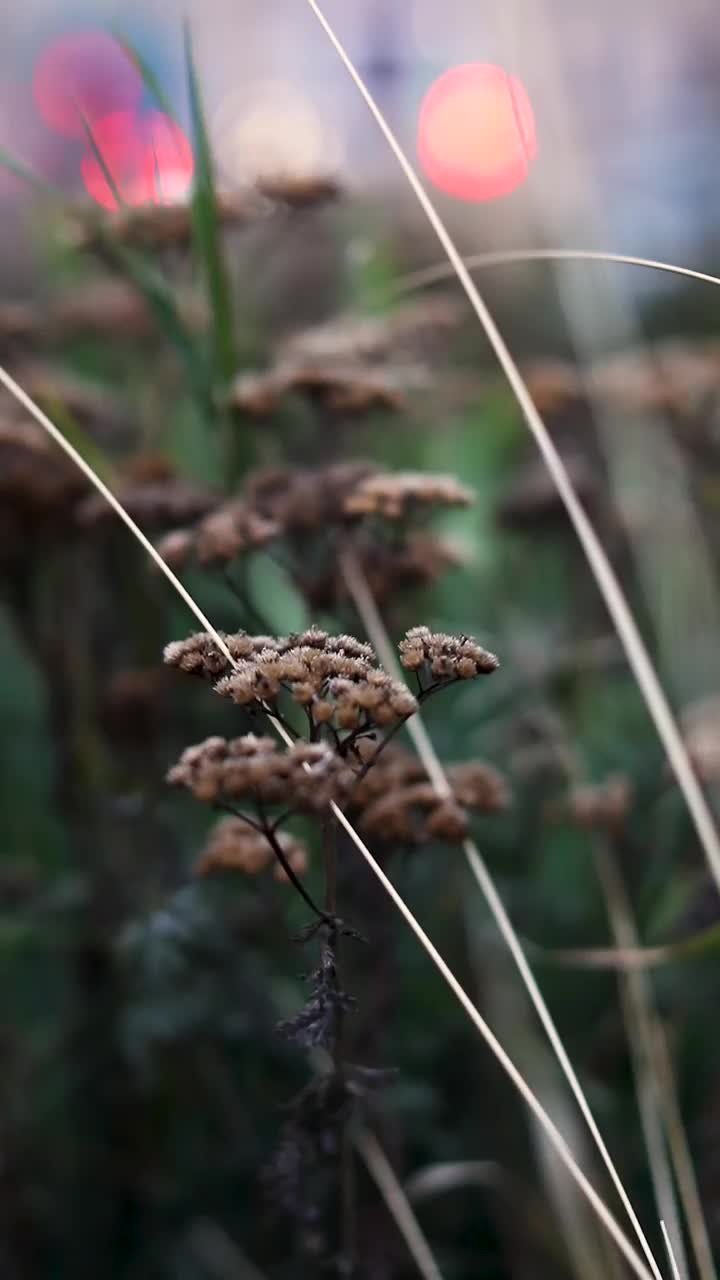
[565,775,632,830]
[196,817,308,881]
[230,362,405,416]
[157,500,280,568]
[255,174,342,208]
[78,476,215,531]
[245,461,376,534]
[214,629,417,732]
[349,745,509,845]
[399,626,499,681]
[0,415,87,515]
[65,191,260,252]
[167,734,353,813]
[163,631,280,680]
[343,471,474,520]
[280,297,463,367]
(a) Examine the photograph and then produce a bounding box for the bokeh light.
[80,110,194,211]
[32,30,143,139]
[140,110,194,205]
[417,63,537,201]
[211,81,344,186]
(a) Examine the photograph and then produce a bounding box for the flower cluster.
[343,470,473,520]
[167,733,353,813]
[350,745,509,845]
[564,775,632,830]
[157,500,280,568]
[163,630,275,680]
[196,816,308,880]
[78,475,214,531]
[230,363,406,417]
[399,626,499,681]
[214,628,418,731]
[0,415,87,516]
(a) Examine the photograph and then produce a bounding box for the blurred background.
[4,3,720,1279]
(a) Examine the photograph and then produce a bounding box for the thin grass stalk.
[651,1027,717,1280]
[301,0,720,911]
[466,905,619,1280]
[354,1131,446,1280]
[339,543,664,1280]
[591,840,717,1280]
[593,844,689,1280]
[388,249,720,299]
[0,367,658,1280]
[662,1220,685,1280]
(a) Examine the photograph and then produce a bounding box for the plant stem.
[323,816,356,1277]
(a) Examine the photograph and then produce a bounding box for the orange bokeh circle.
[418,63,537,201]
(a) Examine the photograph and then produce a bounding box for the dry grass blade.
[661,1220,685,1280]
[389,249,720,299]
[597,847,717,1280]
[301,0,720,909]
[354,1131,446,1280]
[0,366,658,1280]
[594,845,689,1280]
[652,1028,716,1280]
[339,545,664,1280]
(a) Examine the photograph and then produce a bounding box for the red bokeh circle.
[33,30,143,139]
[418,63,537,202]
[80,110,194,210]
[139,110,194,205]
[80,111,150,209]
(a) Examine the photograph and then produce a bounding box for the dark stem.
[353,715,411,782]
[262,818,332,926]
[322,817,356,1278]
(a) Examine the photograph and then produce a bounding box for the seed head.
[399,626,499,681]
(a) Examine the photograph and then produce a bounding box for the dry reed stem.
[599,845,718,1280]
[301,0,720,917]
[0,365,656,1280]
[661,1220,685,1280]
[354,1131,446,1280]
[594,844,690,1280]
[652,1028,717,1280]
[340,543,663,1280]
[389,249,720,299]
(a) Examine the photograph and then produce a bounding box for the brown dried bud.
[344,471,473,519]
[167,734,353,813]
[566,775,632,829]
[196,817,308,880]
[398,626,499,681]
[425,801,468,842]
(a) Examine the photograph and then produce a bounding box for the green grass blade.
[102,234,210,404]
[76,109,124,209]
[0,146,62,196]
[113,33,178,120]
[183,21,236,385]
